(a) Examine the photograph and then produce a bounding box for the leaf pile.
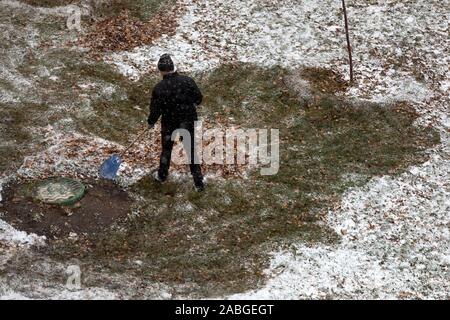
[78,2,184,53]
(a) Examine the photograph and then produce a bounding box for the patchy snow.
[230,246,411,299]
[0,261,120,300]
[0,289,114,300]
[16,124,125,180]
[0,254,175,299]
[0,282,118,300]
[222,0,450,299]
[230,133,449,299]
[107,0,345,78]
[1,0,91,17]
[0,220,44,245]
[1,0,449,299]
[0,175,45,246]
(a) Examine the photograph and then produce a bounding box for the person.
[147,54,205,192]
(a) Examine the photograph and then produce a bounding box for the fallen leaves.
[18,121,254,183]
[77,2,185,54]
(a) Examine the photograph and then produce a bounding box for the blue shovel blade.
[99,154,123,180]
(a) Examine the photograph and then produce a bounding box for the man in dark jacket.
[148,54,205,191]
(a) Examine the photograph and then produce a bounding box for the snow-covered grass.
[107,0,345,78]
[0,0,448,299]
[230,135,449,299]
[108,0,449,299]
[0,218,43,245]
[220,0,449,299]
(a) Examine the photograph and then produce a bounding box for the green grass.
[16,47,160,144]
[56,58,158,143]
[47,63,439,297]
[0,103,49,172]
[72,63,159,143]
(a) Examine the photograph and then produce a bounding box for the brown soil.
[0,180,132,239]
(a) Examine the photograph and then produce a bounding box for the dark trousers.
[158,121,203,185]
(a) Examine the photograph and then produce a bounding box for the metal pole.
[342,0,354,83]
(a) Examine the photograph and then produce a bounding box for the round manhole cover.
[35,178,85,206]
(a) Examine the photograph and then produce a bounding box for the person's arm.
[147,86,162,127]
[190,79,203,106]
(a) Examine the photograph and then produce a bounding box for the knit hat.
[157,54,175,72]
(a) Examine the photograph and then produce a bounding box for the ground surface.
[0,0,448,299]
[2,180,131,239]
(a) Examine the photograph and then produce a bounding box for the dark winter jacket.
[147,72,203,127]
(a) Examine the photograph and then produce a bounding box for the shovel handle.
[120,127,150,157]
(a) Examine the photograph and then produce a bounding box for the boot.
[194,178,205,192]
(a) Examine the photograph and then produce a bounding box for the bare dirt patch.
[0,179,132,239]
